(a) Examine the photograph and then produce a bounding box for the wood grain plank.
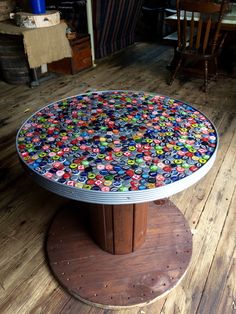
[0,263,58,313]
[216,258,236,314]
[89,204,112,253]
[162,116,236,314]
[197,185,236,313]
[28,287,70,314]
[104,205,114,254]
[133,203,148,251]
[112,204,134,255]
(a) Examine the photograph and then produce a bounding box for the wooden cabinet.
[48,35,92,75]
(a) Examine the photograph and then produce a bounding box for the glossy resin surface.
[16,91,218,204]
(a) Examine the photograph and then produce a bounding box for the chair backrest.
[176,0,228,55]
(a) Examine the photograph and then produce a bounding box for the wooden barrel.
[0,34,31,85]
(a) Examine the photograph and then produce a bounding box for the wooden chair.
[168,0,228,92]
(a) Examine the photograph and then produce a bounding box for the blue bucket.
[30,0,46,14]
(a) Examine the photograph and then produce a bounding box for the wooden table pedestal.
[46,199,192,309]
[88,202,148,255]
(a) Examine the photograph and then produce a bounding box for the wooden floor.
[0,42,235,314]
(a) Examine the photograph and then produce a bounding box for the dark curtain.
[92,0,143,59]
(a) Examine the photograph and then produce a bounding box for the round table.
[16,90,218,308]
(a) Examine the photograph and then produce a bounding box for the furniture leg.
[168,56,182,85]
[214,56,218,81]
[30,68,40,87]
[204,59,208,92]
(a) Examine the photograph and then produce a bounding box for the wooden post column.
[88,203,148,254]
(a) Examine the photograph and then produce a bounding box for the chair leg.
[168,57,182,86]
[214,57,218,81]
[203,60,208,92]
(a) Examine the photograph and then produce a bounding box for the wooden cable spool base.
[46,199,192,309]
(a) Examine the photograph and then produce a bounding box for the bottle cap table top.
[16,90,218,204]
